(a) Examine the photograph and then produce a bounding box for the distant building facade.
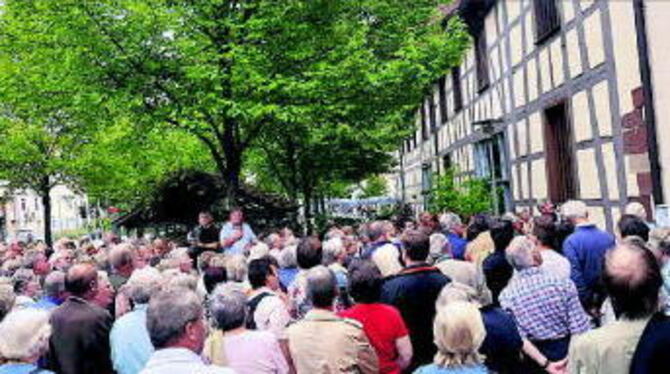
[0,183,89,242]
[394,0,670,231]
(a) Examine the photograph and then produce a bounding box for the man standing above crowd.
[219,208,256,255]
[189,211,220,264]
[561,200,615,317]
[49,264,115,374]
[381,230,450,371]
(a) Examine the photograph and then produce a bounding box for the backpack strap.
[246,292,272,330]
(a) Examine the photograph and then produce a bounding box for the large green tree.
[0,4,110,245]
[0,0,469,207]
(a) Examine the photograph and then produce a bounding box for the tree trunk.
[40,177,52,247]
[303,187,313,235]
[224,159,241,208]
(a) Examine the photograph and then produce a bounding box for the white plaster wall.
[646,0,670,203]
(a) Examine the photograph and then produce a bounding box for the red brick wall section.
[623,86,652,216]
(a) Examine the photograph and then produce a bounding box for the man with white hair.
[499,236,591,371]
[111,268,163,374]
[439,212,467,260]
[109,244,136,291]
[33,271,67,310]
[561,200,615,315]
[140,288,234,374]
[362,221,402,277]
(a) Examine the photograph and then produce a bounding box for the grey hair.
[226,254,248,282]
[0,284,16,322]
[439,213,462,232]
[146,287,203,349]
[307,265,338,308]
[561,200,588,220]
[0,308,51,360]
[278,245,298,268]
[11,269,36,295]
[322,237,344,265]
[165,273,198,291]
[505,236,537,271]
[127,267,163,304]
[109,244,134,270]
[209,283,247,331]
[43,271,66,298]
[21,250,43,269]
[436,282,482,311]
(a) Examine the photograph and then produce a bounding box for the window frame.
[533,0,562,44]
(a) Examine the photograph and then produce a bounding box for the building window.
[429,96,437,133]
[421,164,433,210]
[438,76,448,121]
[474,28,489,92]
[543,102,577,203]
[533,0,561,43]
[452,67,463,112]
[443,153,452,171]
[474,132,511,214]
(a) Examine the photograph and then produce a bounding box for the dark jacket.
[562,224,615,309]
[480,305,524,373]
[48,296,114,374]
[482,250,513,306]
[380,264,450,372]
[630,312,670,374]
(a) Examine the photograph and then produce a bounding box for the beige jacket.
[287,309,378,373]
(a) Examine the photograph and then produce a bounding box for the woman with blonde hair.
[414,302,487,373]
[0,308,53,373]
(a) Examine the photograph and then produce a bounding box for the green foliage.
[0,0,470,223]
[360,175,389,198]
[428,168,493,220]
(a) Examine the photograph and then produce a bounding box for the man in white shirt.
[140,288,234,374]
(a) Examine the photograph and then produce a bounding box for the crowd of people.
[0,201,669,374]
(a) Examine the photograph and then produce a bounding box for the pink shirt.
[223,330,289,374]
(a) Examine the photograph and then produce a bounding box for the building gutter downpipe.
[633,0,664,204]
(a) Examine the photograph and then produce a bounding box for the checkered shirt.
[499,267,591,341]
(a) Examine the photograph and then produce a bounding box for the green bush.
[428,168,493,220]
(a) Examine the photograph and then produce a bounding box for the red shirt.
[339,303,409,374]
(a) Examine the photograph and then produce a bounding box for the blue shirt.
[562,224,615,307]
[110,304,154,374]
[0,363,53,374]
[446,232,467,260]
[219,222,256,255]
[32,296,62,311]
[414,363,487,374]
[279,267,299,290]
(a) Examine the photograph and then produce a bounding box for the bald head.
[65,264,98,298]
[603,243,661,319]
